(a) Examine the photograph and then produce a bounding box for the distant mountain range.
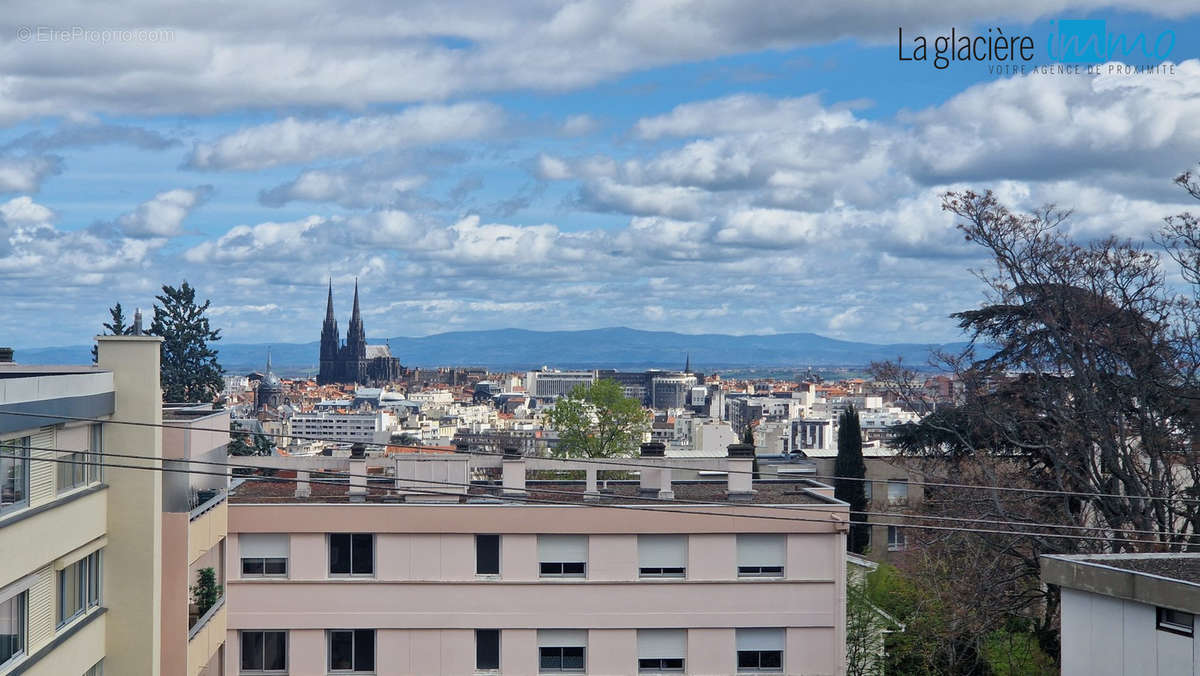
[14,327,972,375]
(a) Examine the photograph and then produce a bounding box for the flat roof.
[230,475,836,506]
[0,365,109,378]
[1042,553,1200,614]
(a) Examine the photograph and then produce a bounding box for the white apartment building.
[288,411,395,445]
[525,370,595,399]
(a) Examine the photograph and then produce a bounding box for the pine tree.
[836,405,870,553]
[150,282,224,402]
[91,302,133,363]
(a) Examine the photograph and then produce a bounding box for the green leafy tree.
[836,405,870,553]
[229,431,274,456]
[150,282,224,402]
[546,379,649,458]
[190,566,223,616]
[91,302,133,363]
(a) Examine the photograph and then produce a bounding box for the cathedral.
[318,280,403,385]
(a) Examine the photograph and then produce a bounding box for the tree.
[190,566,223,617]
[229,431,274,456]
[836,405,870,554]
[91,302,133,363]
[150,282,224,402]
[546,379,649,458]
[869,177,1200,666]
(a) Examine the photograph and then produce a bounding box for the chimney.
[639,442,673,499]
[0,347,12,363]
[349,443,367,502]
[132,308,144,336]
[502,447,525,496]
[725,441,756,501]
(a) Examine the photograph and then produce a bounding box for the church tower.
[344,278,368,384]
[318,279,341,384]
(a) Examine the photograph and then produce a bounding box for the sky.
[2,1,1200,347]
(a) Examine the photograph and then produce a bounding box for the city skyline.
[2,3,1200,347]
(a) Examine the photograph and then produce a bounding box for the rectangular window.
[638,629,685,672]
[0,591,25,667]
[476,629,500,670]
[736,628,784,672]
[57,425,103,493]
[88,424,103,484]
[737,535,785,578]
[58,551,101,627]
[638,535,687,578]
[83,658,104,676]
[329,534,374,575]
[0,436,30,516]
[476,534,500,576]
[328,629,375,672]
[887,480,908,506]
[241,534,289,577]
[240,630,287,672]
[862,481,872,502]
[538,630,587,673]
[1157,607,1195,637]
[887,526,906,552]
[538,535,587,578]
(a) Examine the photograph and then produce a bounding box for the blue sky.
[2,2,1200,347]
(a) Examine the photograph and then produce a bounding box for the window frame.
[638,657,685,673]
[887,526,906,552]
[239,629,288,674]
[538,535,587,579]
[0,590,26,669]
[476,534,501,577]
[736,649,784,672]
[328,533,375,577]
[475,628,501,671]
[886,480,909,507]
[57,551,101,628]
[0,436,30,517]
[638,535,687,579]
[538,646,586,673]
[1157,607,1195,637]
[327,628,376,673]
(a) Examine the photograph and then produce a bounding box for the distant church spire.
[325,278,335,322]
[684,352,690,373]
[266,346,272,373]
[350,277,362,325]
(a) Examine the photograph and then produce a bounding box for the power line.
[4,407,1199,507]
[6,443,1187,547]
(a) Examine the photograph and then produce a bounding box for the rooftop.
[229,473,835,506]
[1078,553,1200,585]
[1041,553,1200,614]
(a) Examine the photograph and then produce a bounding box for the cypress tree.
[150,281,224,403]
[91,302,133,363]
[835,405,870,553]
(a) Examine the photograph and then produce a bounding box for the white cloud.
[115,186,213,238]
[187,102,504,170]
[0,156,62,194]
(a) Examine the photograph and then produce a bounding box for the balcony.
[187,595,226,676]
[188,489,227,564]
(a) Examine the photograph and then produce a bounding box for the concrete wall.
[1061,587,1199,676]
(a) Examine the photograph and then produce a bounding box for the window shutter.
[241,534,289,558]
[638,629,685,659]
[737,535,785,567]
[638,535,687,568]
[736,628,784,651]
[538,629,588,647]
[538,535,587,562]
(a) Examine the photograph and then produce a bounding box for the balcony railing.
[188,594,225,638]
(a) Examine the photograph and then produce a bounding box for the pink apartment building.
[223,445,849,675]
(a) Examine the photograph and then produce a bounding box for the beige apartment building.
[224,445,850,675]
[0,336,228,676]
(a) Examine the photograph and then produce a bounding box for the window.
[638,629,685,672]
[1,436,30,516]
[329,534,374,575]
[476,535,500,576]
[737,535,785,577]
[538,535,587,578]
[476,629,500,670]
[241,534,289,577]
[0,590,25,667]
[1158,607,1195,637]
[83,659,104,676]
[887,526,906,552]
[328,629,375,672]
[240,630,287,673]
[639,535,686,578]
[887,480,908,506]
[58,551,101,627]
[538,630,586,673]
[862,481,872,502]
[736,628,783,672]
